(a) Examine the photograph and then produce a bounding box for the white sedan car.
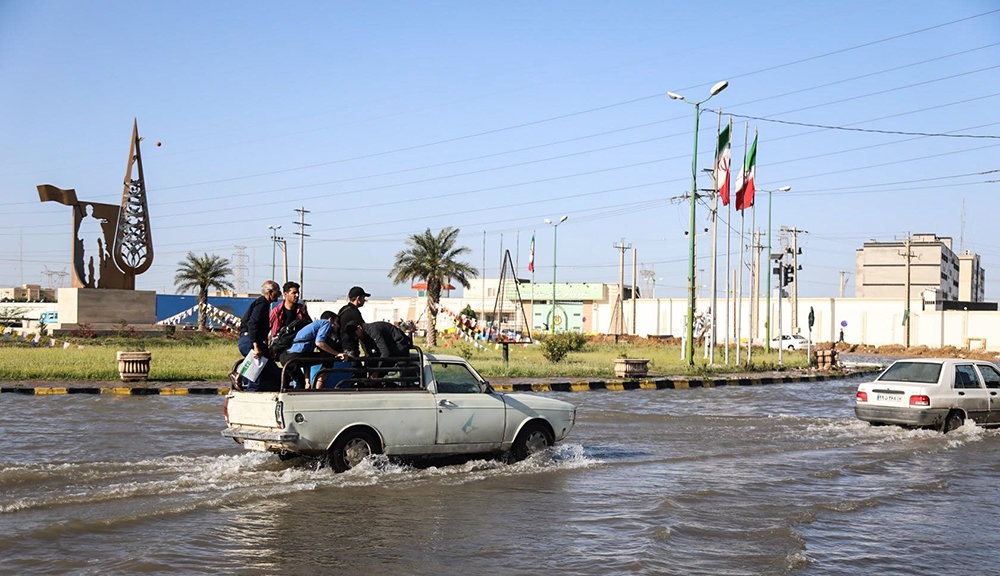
[855,357,1000,432]
[770,334,810,350]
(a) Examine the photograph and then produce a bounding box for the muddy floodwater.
[2,377,997,575]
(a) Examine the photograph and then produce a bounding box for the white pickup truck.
[222,348,577,472]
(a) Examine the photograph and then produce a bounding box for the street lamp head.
[667,91,685,101]
[709,80,729,96]
[558,215,568,224]
[544,218,552,225]
[778,185,792,192]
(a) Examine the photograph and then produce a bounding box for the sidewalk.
[0,367,878,396]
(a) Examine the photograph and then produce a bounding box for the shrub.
[71,323,96,339]
[538,331,587,363]
[451,340,476,359]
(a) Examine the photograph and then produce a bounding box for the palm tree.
[174,252,235,331]
[389,227,478,347]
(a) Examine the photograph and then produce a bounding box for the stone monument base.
[52,287,165,336]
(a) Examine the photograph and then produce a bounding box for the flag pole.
[709,110,721,365]
[530,231,536,335]
[724,116,732,365]
[735,122,749,365]
[747,128,759,364]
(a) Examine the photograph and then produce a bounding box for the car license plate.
[875,393,902,403]
[243,439,267,451]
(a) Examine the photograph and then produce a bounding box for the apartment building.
[854,233,985,302]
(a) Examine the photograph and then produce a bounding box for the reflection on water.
[1,383,998,575]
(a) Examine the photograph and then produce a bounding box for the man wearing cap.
[338,286,370,356]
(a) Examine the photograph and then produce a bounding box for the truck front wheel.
[510,422,554,462]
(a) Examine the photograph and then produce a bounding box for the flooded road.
[2,378,997,575]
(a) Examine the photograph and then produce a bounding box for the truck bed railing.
[277,346,425,392]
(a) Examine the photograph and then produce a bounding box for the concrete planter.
[117,351,151,381]
[613,358,649,378]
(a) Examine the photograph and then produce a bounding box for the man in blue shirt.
[280,311,347,388]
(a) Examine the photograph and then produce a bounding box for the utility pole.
[613,238,632,335]
[900,234,916,348]
[294,207,310,293]
[746,230,764,361]
[783,226,807,334]
[839,270,850,298]
[277,238,288,285]
[631,248,638,335]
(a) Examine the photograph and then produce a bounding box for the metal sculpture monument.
[38,120,154,289]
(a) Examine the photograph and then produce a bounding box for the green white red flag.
[528,233,535,273]
[714,122,731,205]
[735,133,757,211]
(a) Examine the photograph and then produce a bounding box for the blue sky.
[2,1,998,301]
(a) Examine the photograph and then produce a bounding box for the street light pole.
[668,80,728,365]
[544,216,568,333]
[267,225,282,280]
[764,185,791,352]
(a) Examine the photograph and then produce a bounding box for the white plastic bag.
[237,351,268,381]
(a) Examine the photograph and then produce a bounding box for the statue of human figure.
[76,203,109,287]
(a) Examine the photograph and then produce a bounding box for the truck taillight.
[910,395,930,406]
[856,391,868,402]
[275,401,285,428]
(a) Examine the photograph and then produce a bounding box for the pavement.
[0,366,880,396]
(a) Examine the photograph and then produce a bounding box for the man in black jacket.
[362,321,412,359]
[237,280,282,391]
[338,286,369,356]
[361,320,414,380]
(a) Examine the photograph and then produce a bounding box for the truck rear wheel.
[329,429,382,472]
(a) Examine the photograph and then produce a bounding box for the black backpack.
[269,318,310,357]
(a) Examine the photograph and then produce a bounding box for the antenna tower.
[41,266,69,290]
[233,245,249,294]
[640,265,655,299]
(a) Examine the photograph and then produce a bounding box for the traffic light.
[782,264,794,286]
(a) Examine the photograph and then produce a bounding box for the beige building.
[958,252,986,302]
[854,234,985,303]
[0,283,56,302]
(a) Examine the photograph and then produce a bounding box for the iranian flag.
[528,233,535,273]
[714,123,732,206]
[735,133,758,211]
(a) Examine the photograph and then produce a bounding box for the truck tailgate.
[225,390,282,428]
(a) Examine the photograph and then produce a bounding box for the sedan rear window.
[878,361,942,384]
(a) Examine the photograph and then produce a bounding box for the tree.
[174,252,235,331]
[388,227,477,347]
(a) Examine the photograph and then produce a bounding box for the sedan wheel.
[942,411,965,434]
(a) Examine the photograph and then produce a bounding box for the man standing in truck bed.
[338,286,369,356]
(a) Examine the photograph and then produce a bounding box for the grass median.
[0,332,811,381]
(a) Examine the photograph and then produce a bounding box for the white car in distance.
[770,334,810,350]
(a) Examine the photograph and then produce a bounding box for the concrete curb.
[1,368,877,396]
[488,371,869,392]
[0,385,229,395]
